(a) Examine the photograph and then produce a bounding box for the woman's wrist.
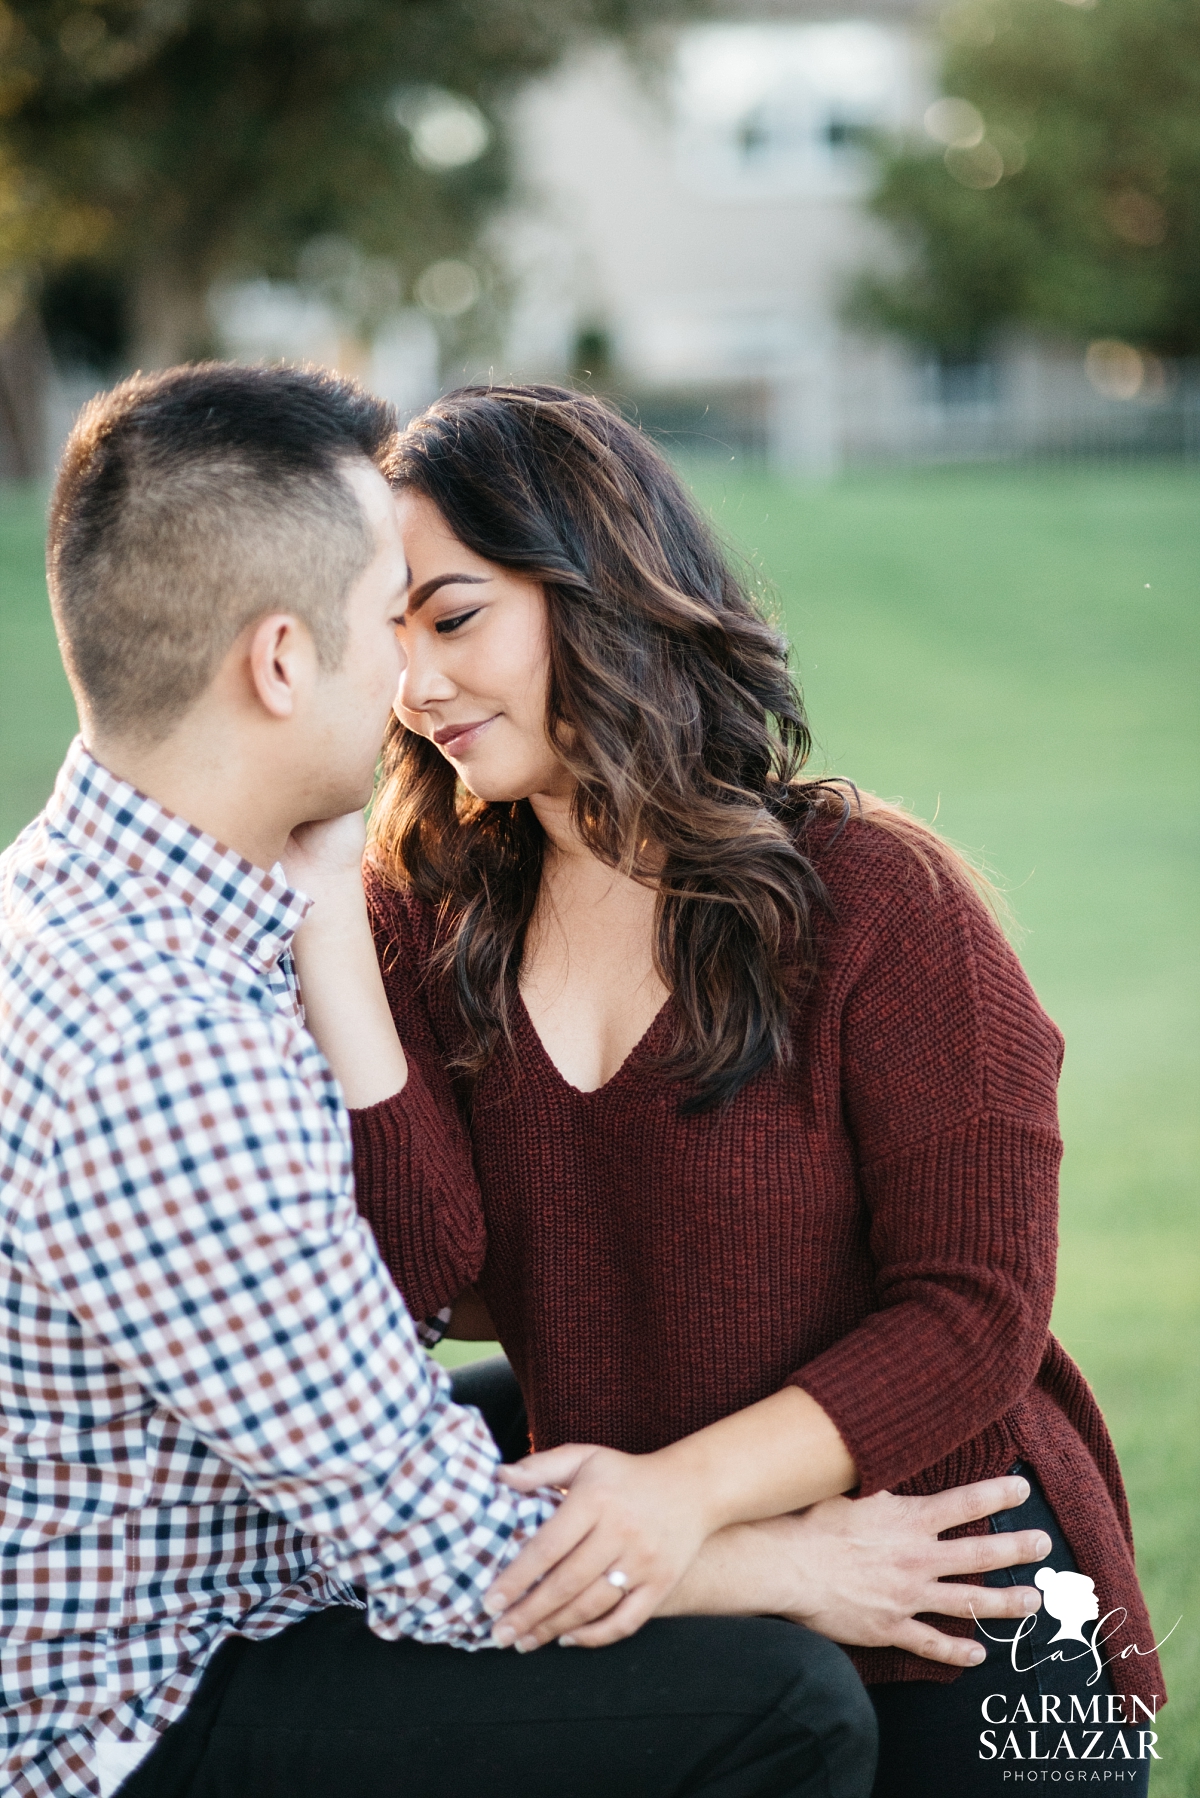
[655,1386,857,1535]
[293,877,373,947]
[287,877,410,1108]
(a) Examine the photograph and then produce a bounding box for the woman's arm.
[284,812,409,1107]
[484,1387,853,1646]
[282,813,486,1318]
[789,853,1063,1497]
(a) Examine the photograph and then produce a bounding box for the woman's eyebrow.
[406,572,489,615]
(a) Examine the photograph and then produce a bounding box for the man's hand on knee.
[655,1473,1050,1668]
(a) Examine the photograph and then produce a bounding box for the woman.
[287,386,1161,1797]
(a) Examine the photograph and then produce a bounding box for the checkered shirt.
[0,740,555,1798]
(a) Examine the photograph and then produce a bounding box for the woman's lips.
[433,716,499,755]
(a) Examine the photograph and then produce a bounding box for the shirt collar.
[46,737,311,974]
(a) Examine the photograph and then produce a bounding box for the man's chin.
[305,782,375,826]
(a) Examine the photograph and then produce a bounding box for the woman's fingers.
[484,1496,601,1616]
[498,1443,597,1492]
[934,1527,1051,1579]
[492,1529,629,1643]
[489,1443,710,1651]
[500,1574,638,1652]
[558,1587,658,1650]
[890,1618,990,1668]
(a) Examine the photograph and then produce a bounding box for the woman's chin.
[454,769,530,805]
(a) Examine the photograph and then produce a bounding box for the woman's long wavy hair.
[370,385,923,1111]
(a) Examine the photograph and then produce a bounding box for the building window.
[674,21,917,200]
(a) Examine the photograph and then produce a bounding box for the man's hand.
[654,1476,1050,1668]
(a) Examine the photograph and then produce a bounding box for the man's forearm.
[653,1482,1051,1672]
[656,1521,786,1619]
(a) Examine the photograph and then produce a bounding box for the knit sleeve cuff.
[787,1112,1061,1495]
[349,1062,486,1321]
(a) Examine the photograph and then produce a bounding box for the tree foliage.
[0,0,695,362]
[850,0,1200,357]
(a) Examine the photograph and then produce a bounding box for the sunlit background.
[0,0,1196,1788]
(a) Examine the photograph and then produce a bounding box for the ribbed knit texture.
[352,817,1162,1702]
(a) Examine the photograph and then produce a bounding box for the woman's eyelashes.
[434,608,483,635]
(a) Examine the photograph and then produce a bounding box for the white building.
[486,0,1193,469]
[495,4,933,472]
[202,0,956,474]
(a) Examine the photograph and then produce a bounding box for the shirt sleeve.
[348,873,487,1319]
[789,854,1065,1496]
[23,1002,553,1648]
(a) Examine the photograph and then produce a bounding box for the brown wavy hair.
[369,385,930,1111]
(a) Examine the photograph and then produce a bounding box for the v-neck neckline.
[512,986,673,1100]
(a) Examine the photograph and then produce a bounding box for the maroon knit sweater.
[351,815,1161,1700]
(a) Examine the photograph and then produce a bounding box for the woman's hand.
[281,810,409,1109]
[485,1385,854,1652]
[485,1443,716,1652]
[281,809,370,914]
[657,1475,1051,1668]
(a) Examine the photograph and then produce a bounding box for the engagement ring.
[606,1569,630,1591]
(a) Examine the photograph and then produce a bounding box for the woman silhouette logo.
[1035,1567,1101,1644]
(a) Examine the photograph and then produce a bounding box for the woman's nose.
[395,631,457,713]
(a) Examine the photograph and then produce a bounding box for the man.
[0,363,1041,1798]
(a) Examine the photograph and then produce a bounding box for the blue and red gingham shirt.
[0,740,554,1798]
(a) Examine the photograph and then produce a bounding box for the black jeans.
[868,1463,1152,1798]
[455,1361,1154,1798]
[450,1351,532,1462]
[119,1607,876,1798]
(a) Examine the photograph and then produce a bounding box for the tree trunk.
[0,310,51,482]
[130,264,217,372]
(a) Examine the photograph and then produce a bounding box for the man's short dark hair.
[48,362,398,743]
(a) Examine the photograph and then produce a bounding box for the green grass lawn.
[3,465,1197,1791]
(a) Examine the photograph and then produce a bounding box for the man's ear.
[246,614,314,719]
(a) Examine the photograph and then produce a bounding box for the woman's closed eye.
[435,608,483,635]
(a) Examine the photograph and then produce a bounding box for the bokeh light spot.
[944,140,1005,188]
[1085,340,1144,400]
[924,97,985,148]
[1104,190,1167,247]
[394,88,491,171]
[415,260,481,317]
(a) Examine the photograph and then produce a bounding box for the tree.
[849,0,1200,359]
[0,0,696,369]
